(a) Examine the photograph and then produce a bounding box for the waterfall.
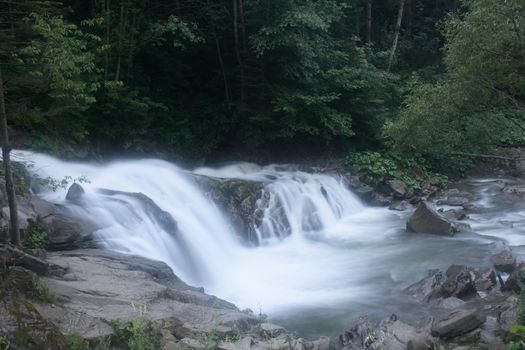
[13,150,405,315]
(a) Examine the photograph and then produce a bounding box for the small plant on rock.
[0,335,10,350]
[110,318,159,350]
[66,334,89,350]
[23,217,48,249]
[28,275,56,303]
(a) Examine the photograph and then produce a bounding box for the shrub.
[110,318,159,350]
[345,151,447,189]
[23,218,48,249]
[66,334,89,350]
[28,275,56,303]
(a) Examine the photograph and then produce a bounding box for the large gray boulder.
[43,212,98,250]
[407,202,455,236]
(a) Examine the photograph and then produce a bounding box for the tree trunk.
[104,0,111,81]
[215,39,230,101]
[238,0,247,49]
[0,63,19,245]
[233,0,246,102]
[114,2,125,82]
[89,0,97,17]
[366,0,372,46]
[388,0,406,71]
[7,2,15,37]
[407,0,412,37]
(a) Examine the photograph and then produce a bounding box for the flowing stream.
[12,150,525,338]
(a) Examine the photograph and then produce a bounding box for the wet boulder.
[407,202,455,236]
[43,212,98,250]
[65,183,85,201]
[389,200,410,211]
[193,176,265,243]
[431,309,486,339]
[337,315,428,350]
[408,265,496,302]
[502,184,525,196]
[502,263,525,293]
[386,179,412,199]
[490,249,516,273]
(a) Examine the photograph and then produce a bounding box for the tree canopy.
[0,0,521,170]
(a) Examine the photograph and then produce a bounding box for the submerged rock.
[98,189,178,236]
[407,202,455,236]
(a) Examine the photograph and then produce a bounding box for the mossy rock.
[1,296,68,350]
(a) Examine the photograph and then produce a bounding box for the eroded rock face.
[407,202,455,236]
[193,176,265,243]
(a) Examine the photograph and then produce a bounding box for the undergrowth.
[27,275,56,304]
[346,151,447,189]
[23,217,48,249]
[109,318,159,350]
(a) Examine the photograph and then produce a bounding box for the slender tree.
[0,62,19,245]
[388,0,405,71]
[366,0,372,46]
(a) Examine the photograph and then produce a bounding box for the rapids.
[11,150,525,337]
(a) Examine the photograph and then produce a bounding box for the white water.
[11,150,525,337]
[14,151,403,312]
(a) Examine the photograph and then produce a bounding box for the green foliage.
[0,336,10,350]
[24,136,60,155]
[346,151,447,189]
[508,326,525,350]
[1,0,519,169]
[388,0,525,170]
[28,275,56,303]
[518,287,525,326]
[506,340,525,350]
[23,217,48,249]
[65,334,89,350]
[110,318,159,350]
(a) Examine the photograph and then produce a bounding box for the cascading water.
[194,163,365,243]
[11,150,525,337]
